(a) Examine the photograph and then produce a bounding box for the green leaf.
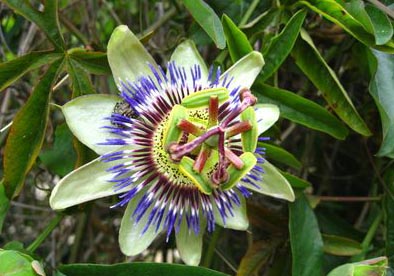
[67,58,96,97]
[69,49,111,75]
[292,31,371,136]
[383,168,394,266]
[322,234,362,256]
[369,50,394,158]
[299,0,394,52]
[182,0,226,49]
[0,249,39,276]
[0,181,10,233]
[0,51,63,91]
[40,124,77,177]
[3,0,65,50]
[237,239,282,276]
[3,58,64,199]
[222,14,253,62]
[327,256,388,276]
[260,142,301,169]
[281,171,311,189]
[255,83,349,139]
[289,193,323,276]
[365,4,393,45]
[260,10,306,81]
[59,263,229,276]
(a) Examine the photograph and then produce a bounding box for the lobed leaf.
[182,0,226,49]
[67,58,96,97]
[289,193,324,276]
[0,51,63,91]
[3,0,65,50]
[3,58,64,199]
[292,30,371,136]
[68,49,111,75]
[255,83,349,139]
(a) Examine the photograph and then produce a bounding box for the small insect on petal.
[240,107,258,152]
[179,156,213,194]
[163,104,189,149]
[222,152,257,190]
[181,87,230,109]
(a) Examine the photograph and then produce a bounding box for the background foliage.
[0,0,394,275]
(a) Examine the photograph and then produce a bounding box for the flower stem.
[26,213,64,253]
[202,227,222,267]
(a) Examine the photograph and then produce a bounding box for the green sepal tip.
[181,87,229,109]
[163,104,189,148]
[179,156,213,194]
[240,107,258,152]
[222,152,257,190]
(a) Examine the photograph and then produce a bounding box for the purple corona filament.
[101,62,266,240]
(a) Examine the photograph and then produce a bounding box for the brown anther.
[193,146,211,173]
[177,119,204,137]
[239,87,257,106]
[225,121,252,138]
[224,148,244,169]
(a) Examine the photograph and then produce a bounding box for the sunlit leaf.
[260,10,306,81]
[255,83,349,139]
[289,193,324,276]
[327,256,388,276]
[59,263,229,276]
[182,0,226,49]
[3,0,65,50]
[0,249,38,276]
[222,14,253,62]
[292,30,371,136]
[3,58,64,199]
[0,51,63,91]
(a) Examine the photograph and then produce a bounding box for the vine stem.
[26,213,64,253]
[202,227,222,267]
[317,196,381,202]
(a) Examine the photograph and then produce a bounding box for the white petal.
[170,40,208,88]
[255,104,280,136]
[62,94,122,155]
[49,156,130,210]
[214,194,249,230]
[108,25,158,86]
[119,190,162,256]
[175,217,205,266]
[243,160,295,202]
[220,51,264,90]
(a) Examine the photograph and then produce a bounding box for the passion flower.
[50,25,294,265]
